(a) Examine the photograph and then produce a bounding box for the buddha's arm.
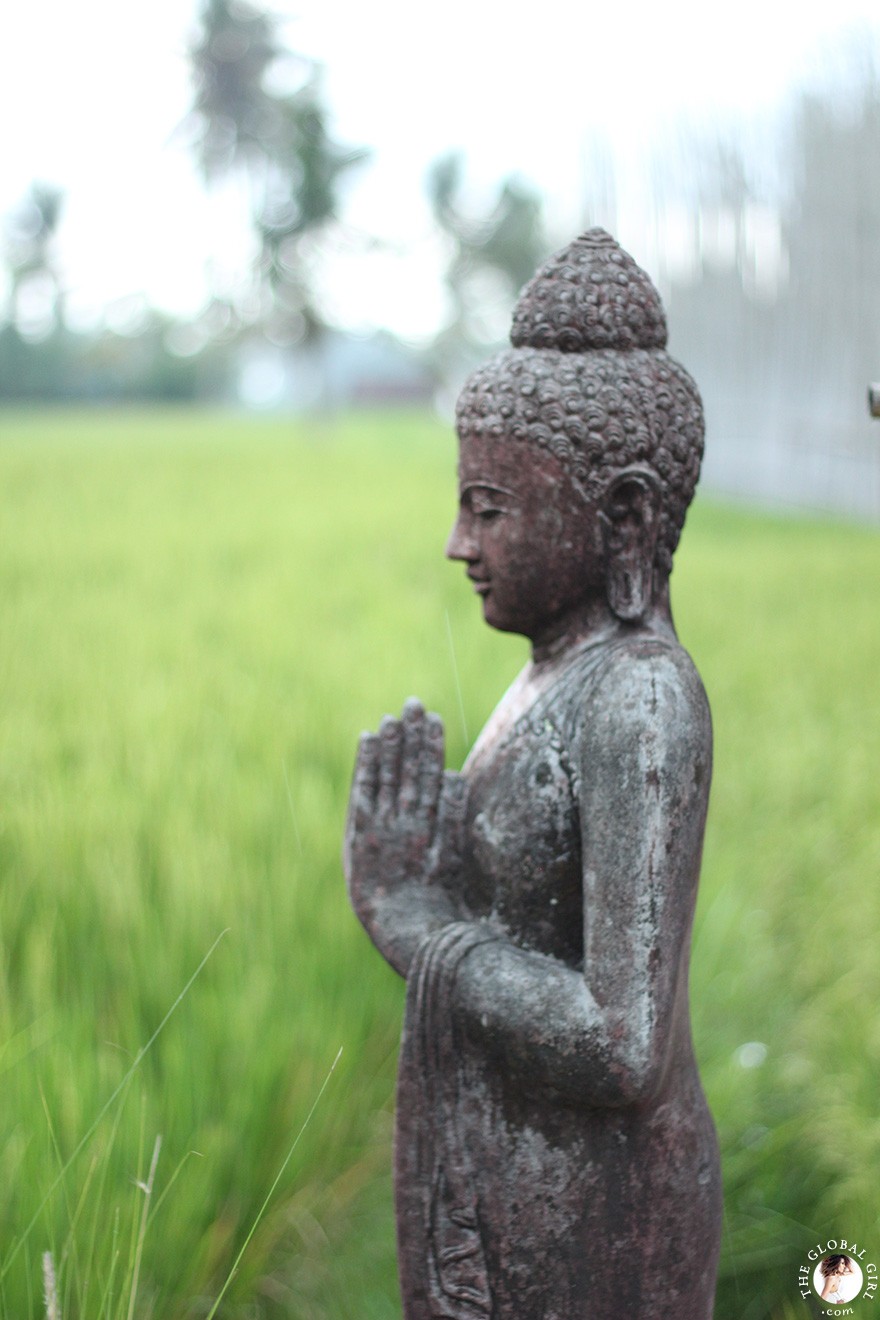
[451,644,712,1109]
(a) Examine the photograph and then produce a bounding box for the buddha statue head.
[448,229,704,642]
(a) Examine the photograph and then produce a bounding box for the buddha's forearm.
[451,936,668,1108]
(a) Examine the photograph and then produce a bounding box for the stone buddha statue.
[344,229,721,1319]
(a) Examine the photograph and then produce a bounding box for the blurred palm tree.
[186,0,368,345]
[2,182,65,336]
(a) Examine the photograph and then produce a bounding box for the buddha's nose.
[446,514,477,562]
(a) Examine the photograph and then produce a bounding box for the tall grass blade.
[205,1046,343,1320]
[126,1135,161,1320]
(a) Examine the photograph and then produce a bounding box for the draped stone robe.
[394,633,722,1320]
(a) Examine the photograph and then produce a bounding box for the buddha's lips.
[468,576,490,595]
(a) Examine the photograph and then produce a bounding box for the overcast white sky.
[1,0,877,338]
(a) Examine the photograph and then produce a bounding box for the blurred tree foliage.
[2,182,66,337]
[427,152,547,389]
[186,0,368,346]
[0,183,231,403]
[0,315,230,404]
[0,0,368,403]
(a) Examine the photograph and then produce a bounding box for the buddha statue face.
[446,426,604,644]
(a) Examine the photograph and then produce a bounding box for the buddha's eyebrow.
[460,481,516,499]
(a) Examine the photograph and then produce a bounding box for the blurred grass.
[1,407,878,1318]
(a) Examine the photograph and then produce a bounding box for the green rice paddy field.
[2,408,879,1319]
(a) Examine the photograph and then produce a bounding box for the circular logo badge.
[795,1238,878,1312]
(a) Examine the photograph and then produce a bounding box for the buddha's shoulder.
[559,633,710,736]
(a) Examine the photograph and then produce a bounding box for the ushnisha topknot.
[510,227,668,353]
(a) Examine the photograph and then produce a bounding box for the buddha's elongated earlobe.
[599,466,662,622]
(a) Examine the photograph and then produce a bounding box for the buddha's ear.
[599,465,662,623]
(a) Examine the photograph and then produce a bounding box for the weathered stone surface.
[345,229,721,1319]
